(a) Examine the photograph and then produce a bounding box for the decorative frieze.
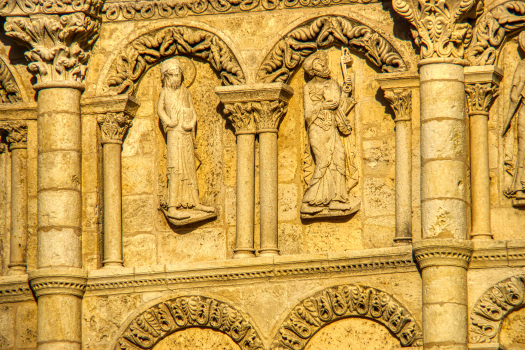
[0,0,104,16]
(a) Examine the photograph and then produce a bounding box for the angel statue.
[158,58,216,225]
[301,49,361,218]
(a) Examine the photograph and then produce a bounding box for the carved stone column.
[253,84,293,256]
[0,121,28,275]
[465,66,501,240]
[376,73,419,245]
[3,2,103,349]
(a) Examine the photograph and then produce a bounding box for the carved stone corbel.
[0,121,28,275]
[376,73,418,246]
[84,95,140,268]
[465,66,502,238]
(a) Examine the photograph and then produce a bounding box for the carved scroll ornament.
[115,296,263,350]
[271,284,423,349]
[0,0,104,16]
[466,1,525,66]
[393,0,482,60]
[4,13,101,84]
[0,58,22,103]
[106,26,245,95]
[257,16,407,84]
[469,275,525,343]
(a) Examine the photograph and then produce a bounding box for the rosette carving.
[0,58,22,103]
[466,1,525,66]
[97,112,133,143]
[271,284,423,349]
[114,296,263,350]
[392,0,483,59]
[465,82,498,115]
[469,275,525,343]
[383,89,412,122]
[105,26,245,95]
[4,13,101,84]
[0,121,28,149]
[257,16,407,83]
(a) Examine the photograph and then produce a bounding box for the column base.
[7,265,27,275]
[394,237,412,245]
[470,232,493,240]
[102,261,124,268]
[258,249,280,256]
[233,250,256,259]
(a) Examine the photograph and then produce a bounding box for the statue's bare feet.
[329,201,353,211]
[300,203,323,214]
[167,208,190,220]
[194,204,215,213]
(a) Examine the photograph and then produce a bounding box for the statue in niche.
[503,33,525,207]
[158,58,217,225]
[301,49,360,218]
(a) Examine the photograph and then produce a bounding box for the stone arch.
[113,295,264,350]
[270,284,423,350]
[256,15,409,84]
[469,274,525,344]
[99,23,246,96]
[0,55,27,103]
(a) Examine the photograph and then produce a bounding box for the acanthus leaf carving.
[115,296,264,350]
[257,16,407,84]
[223,102,256,134]
[469,275,525,343]
[383,88,412,122]
[393,0,482,60]
[465,82,498,115]
[105,26,245,95]
[4,12,101,84]
[271,284,423,349]
[0,121,28,149]
[253,100,288,132]
[97,112,133,143]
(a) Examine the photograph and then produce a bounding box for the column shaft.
[470,114,491,239]
[259,131,279,256]
[395,119,412,244]
[37,294,82,350]
[420,63,468,240]
[234,133,256,258]
[103,142,123,267]
[8,146,28,273]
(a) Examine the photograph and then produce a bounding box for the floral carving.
[0,0,104,16]
[223,102,256,134]
[393,0,482,59]
[106,26,245,95]
[469,275,525,343]
[253,100,288,132]
[383,89,412,122]
[271,284,423,349]
[465,82,498,115]
[97,112,133,143]
[0,121,28,149]
[4,13,101,84]
[466,1,525,66]
[99,0,379,22]
[257,16,407,83]
[114,296,263,350]
[0,58,22,103]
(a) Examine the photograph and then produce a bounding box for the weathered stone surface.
[154,327,238,350]
[15,302,37,348]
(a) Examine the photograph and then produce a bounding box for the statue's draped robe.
[159,86,200,209]
[303,79,351,206]
[509,61,525,199]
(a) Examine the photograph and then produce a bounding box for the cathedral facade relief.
[2,0,525,350]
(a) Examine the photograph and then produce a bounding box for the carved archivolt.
[466,1,525,66]
[105,26,245,95]
[0,56,23,103]
[271,284,423,349]
[469,275,525,344]
[256,16,407,84]
[101,0,380,22]
[115,296,264,350]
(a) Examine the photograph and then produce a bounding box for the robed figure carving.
[158,58,216,225]
[301,50,360,218]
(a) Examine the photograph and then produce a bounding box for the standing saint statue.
[301,50,360,217]
[158,58,216,224]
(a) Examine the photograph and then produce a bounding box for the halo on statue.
[161,56,196,88]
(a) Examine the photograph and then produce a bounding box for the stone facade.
[1,0,525,349]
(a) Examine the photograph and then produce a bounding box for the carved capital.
[465,82,498,116]
[28,267,87,298]
[223,102,256,135]
[253,100,288,133]
[383,88,412,122]
[97,112,133,144]
[413,239,473,269]
[4,12,101,85]
[0,121,28,149]
[393,0,482,60]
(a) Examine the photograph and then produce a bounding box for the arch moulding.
[256,15,410,84]
[469,274,525,344]
[96,22,247,96]
[270,284,423,350]
[113,295,264,350]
